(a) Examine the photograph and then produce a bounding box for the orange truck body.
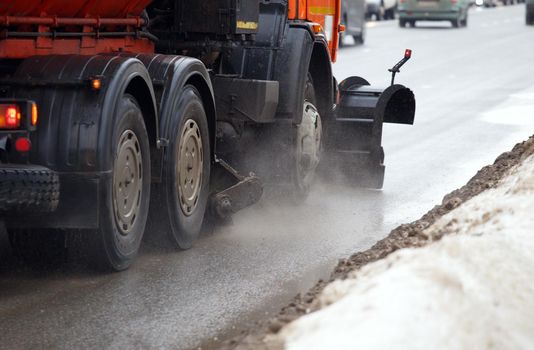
[0,0,342,61]
[288,0,341,62]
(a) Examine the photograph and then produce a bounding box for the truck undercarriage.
[0,0,415,270]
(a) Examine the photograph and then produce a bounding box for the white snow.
[272,153,534,350]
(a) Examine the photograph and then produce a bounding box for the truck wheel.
[90,94,151,271]
[150,85,210,249]
[292,74,322,201]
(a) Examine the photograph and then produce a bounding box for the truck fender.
[118,54,216,181]
[153,57,215,158]
[7,55,158,229]
[11,55,158,174]
[309,40,335,121]
[97,57,158,172]
[273,26,314,122]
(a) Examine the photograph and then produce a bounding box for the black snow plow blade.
[322,77,415,189]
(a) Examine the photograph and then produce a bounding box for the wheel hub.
[177,119,203,216]
[113,129,143,235]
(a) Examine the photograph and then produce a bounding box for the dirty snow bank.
[272,154,534,350]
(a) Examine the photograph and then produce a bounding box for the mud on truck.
[0,0,415,271]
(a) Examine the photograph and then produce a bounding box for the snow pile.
[273,154,534,350]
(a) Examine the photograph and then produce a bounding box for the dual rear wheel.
[9,88,211,271]
[7,76,326,268]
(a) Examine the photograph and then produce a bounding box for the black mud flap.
[321,76,415,189]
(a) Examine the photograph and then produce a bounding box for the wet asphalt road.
[1,5,534,349]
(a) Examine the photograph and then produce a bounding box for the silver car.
[341,0,366,45]
[527,0,534,24]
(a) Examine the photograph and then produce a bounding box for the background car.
[527,0,534,24]
[475,0,497,7]
[366,0,398,20]
[398,0,470,27]
[341,0,367,45]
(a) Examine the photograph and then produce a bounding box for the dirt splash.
[217,134,534,350]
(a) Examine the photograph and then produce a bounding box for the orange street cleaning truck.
[0,0,415,270]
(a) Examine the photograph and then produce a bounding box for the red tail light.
[15,137,31,153]
[451,0,458,4]
[0,105,21,129]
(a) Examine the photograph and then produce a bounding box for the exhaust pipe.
[321,50,416,189]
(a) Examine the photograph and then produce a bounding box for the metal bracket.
[209,158,263,219]
[156,138,169,149]
[388,49,412,85]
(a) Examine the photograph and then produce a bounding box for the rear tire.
[462,12,469,27]
[88,94,151,271]
[399,19,407,27]
[291,74,322,201]
[148,85,210,250]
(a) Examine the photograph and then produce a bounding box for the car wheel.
[377,5,385,20]
[399,19,407,27]
[452,16,461,27]
[353,24,366,44]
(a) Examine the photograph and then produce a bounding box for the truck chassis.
[0,0,415,270]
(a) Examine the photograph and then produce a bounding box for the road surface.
[1,5,533,349]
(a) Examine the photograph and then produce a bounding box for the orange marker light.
[312,23,323,34]
[339,24,346,33]
[91,78,102,90]
[31,102,38,126]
